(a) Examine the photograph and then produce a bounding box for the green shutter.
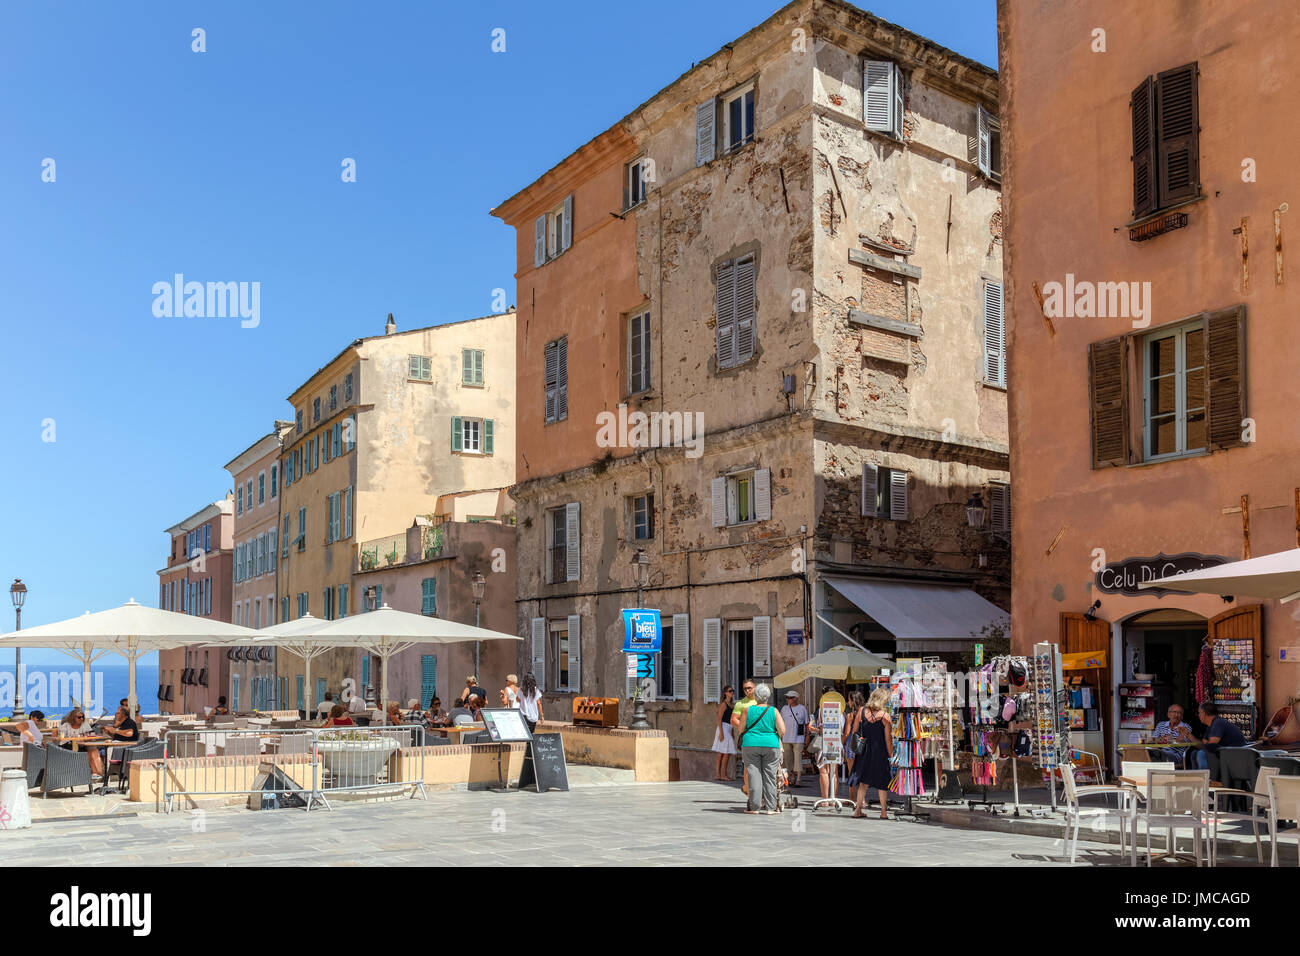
[421,578,436,616]
[484,419,494,454]
[421,655,437,709]
[451,416,463,451]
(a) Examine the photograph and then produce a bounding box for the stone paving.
[0,778,1190,867]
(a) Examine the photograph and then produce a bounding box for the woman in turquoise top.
[739,683,786,813]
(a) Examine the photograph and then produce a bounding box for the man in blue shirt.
[1152,703,1194,766]
[1192,701,1247,769]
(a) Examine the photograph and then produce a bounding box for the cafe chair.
[117,739,165,790]
[1209,765,1278,865]
[218,736,261,756]
[1267,775,1300,866]
[1120,760,1175,804]
[1217,747,1263,797]
[1259,754,1300,777]
[42,745,93,797]
[22,742,46,791]
[1142,769,1211,867]
[276,735,312,755]
[1059,763,1137,865]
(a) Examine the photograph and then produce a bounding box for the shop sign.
[1095,552,1230,597]
[621,609,662,652]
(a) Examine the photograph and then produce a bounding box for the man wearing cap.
[779,690,810,787]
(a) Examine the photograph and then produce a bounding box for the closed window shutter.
[451,416,463,452]
[711,476,727,527]
[1088,336,1129,467]
[752,616,771,677]
[1156,62,1199,208]
[531,618,547,691]
[534,215,546,267]
[696,99,716,166]
[890,469,909,521]
[484,418,494,454]
[863,60,894,135]
[977,104,993,178]
[557,337,568,420]
[344,486,353,538]
[565,502,581,582]
[703,619,722,703]
[735,255,756,363]
[754,467,771,521]
[567,614,581,694]
[984,281,1006,386]
[561,194,574,251]
[347,415,356,451]
[672,613,690,701]
[544,341,558,422]
[1203,305,1246,449]
[1131,76,1157,218]
[862,462,879,516]
[715,259,736,368]
[989,484,1010,532]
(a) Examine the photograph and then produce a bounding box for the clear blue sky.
[0,0,994,661]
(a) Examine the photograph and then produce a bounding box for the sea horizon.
[0,663,159,718]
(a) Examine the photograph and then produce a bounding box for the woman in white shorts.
[711,685,738,779]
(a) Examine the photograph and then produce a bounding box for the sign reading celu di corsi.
[1096,553,1231,597]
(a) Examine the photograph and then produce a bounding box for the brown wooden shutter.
[1204,305,1246,449]
[1156,62,1199,207]
[1089,335,1128,468]
[1130,76,1157,218]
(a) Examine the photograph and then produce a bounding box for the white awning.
[1139,547,1300,602]
[824,577,1007,645]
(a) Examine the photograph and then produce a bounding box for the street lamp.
[628,550,652,731]
[964,493,987,529]
[9,579,26,717]
[471,570,486,676]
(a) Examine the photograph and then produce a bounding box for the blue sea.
[0,663,159,718]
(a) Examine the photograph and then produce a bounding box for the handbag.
[785,704,807,738]
[848,710,868,757]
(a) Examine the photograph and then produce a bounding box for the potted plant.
[314,730,400,788]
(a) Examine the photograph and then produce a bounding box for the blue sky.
[0,0,995,660]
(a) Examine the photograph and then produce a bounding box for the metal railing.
[358,533,405,571]
[161,726,427,813]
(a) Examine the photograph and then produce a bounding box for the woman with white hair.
[738,682,786,814]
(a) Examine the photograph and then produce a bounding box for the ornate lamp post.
[964,493,988,529]
[9,579,26,717]
[471,570,486,677]
[628,550,652,731]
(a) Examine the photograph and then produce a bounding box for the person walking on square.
[779,690,809,787]
[739,683,786,814]
[712,685,738,779]
[850,688,893,819]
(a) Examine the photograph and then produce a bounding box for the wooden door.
[1060,612,1114,771]
[1208,604,1264,732]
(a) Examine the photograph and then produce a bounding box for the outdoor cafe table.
[432,724,486,741]
[1132,741,1199,768]
[52,735,142,794]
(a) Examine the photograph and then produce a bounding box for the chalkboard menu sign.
[518,732,569,793]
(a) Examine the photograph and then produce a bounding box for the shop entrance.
[727,622,755,693]
[1121,610,1208,740]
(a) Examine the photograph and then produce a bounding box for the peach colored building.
[1000,0,1300,770]
[156,497,234,715]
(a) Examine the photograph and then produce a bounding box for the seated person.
[316,692,335,719]
[210,696,231,718]
[465,694,485,722]
[385,701,405,725]
[321,704,355,728]
[447,698,474,726]
[346,690,368,715]
[103,706,140,743]
[58,708,104,776]
[424,696,449,727]
[12,710,45,745]
[1151,703,1195,765]
[1192,700,1246,769]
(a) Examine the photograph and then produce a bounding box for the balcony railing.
[358,534,405,572]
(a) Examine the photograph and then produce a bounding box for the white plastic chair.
[1143,769,1210,867]
[1209,765,1278,865]
[1267,775,1300,867]
[1059,763,1137,865]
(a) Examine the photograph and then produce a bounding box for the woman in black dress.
[850,688,894,819]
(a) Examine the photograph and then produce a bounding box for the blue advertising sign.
[621,609,662,653]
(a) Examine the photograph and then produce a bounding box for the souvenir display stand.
[887,659,956,819]
[965,655,1030,815]
[1030,642,1072,810]
[812,693,853,812]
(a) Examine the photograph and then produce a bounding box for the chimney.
[385,312,396,335]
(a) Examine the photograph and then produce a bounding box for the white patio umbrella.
[1139,548,1300,602]
[0,600,255,716]
[246,614,333,714]
[307,605,523,724]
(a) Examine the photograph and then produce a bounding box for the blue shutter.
[421,578,437,616]
[296,675,304,710]
[316,678,326,705]
[421,655,437,709]
[339,583,349,618]
[361,655,370,691]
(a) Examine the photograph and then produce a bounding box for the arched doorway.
[1119,607,1209,743]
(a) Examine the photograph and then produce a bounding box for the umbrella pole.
[380,643,389,726]
[305,656,313,718]
[81,642,93,714]
[127,637,138,718]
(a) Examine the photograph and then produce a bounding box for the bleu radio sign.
[622,609,662,653]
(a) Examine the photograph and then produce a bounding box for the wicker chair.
[218,736,261,756]
[22,742,45,790]
[42,745,93,797]
[117,739,166,788]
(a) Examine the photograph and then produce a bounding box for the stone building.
[492,0,1009,777]
[275,311,516,712]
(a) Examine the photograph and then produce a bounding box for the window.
[344,372,353,402]
[861,464,909,520]
[863,60,904,139]
[297,507,306,551]
[332,423,341,458]
[282,514,290,557]
[421,578,437,616]
[409,355,432,381]
[549,619,581,692]
[327,491,341,543]
[295,409,303,434]
[722,83,755,153]
[462,417,480,453]
[544,337,568,423]
[323,586,335,621]
[236,486,243,515]
[710,469,771,527]
[547,502,580,584]
[549,507,567,585]
[626,158,648,209]
[282,596,290,624]
[631,493,654,541]
[270,464,278,498]
[654,623,675,699]
[714,255,756,369]
[1143,321,1207,460]
[323,431,332,464]
[338,583,348,618]
[329,385,337,411]
[231,675,240,713]
[343,485,353,539]
[297,592,308,618]
[462,349,484,386]
[313,398,321,422]
[988,483,1011,534]
[977,104,1001,183]
[727,622,755,693]
[1131,63,1199,219]
[268,530,276,572]
[983,280,1006,387]
[628,310,651,393]
[257,471,265,505]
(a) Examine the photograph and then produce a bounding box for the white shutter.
[864,60,893,133]
[534,215,546,267]
[984,280,1005,387]
[695,99,716,166]
[703,618,722,703]
[672,613,690,701]
[564,501,580,582]
[890,469,909,521]
[531,617,546,692]
[754,468,771,521]
[977,105,992,178]
[989,483,1010,532]
[715,259,736,368]
[544,341,558,422]
[561,194,573,251]
[893,63,904,136]
[711,476,727,527]
[567,614,581,694]
[734,255,756,363]
[862,462,879,516]
[556,336,568,420]
[752,616,771,678]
